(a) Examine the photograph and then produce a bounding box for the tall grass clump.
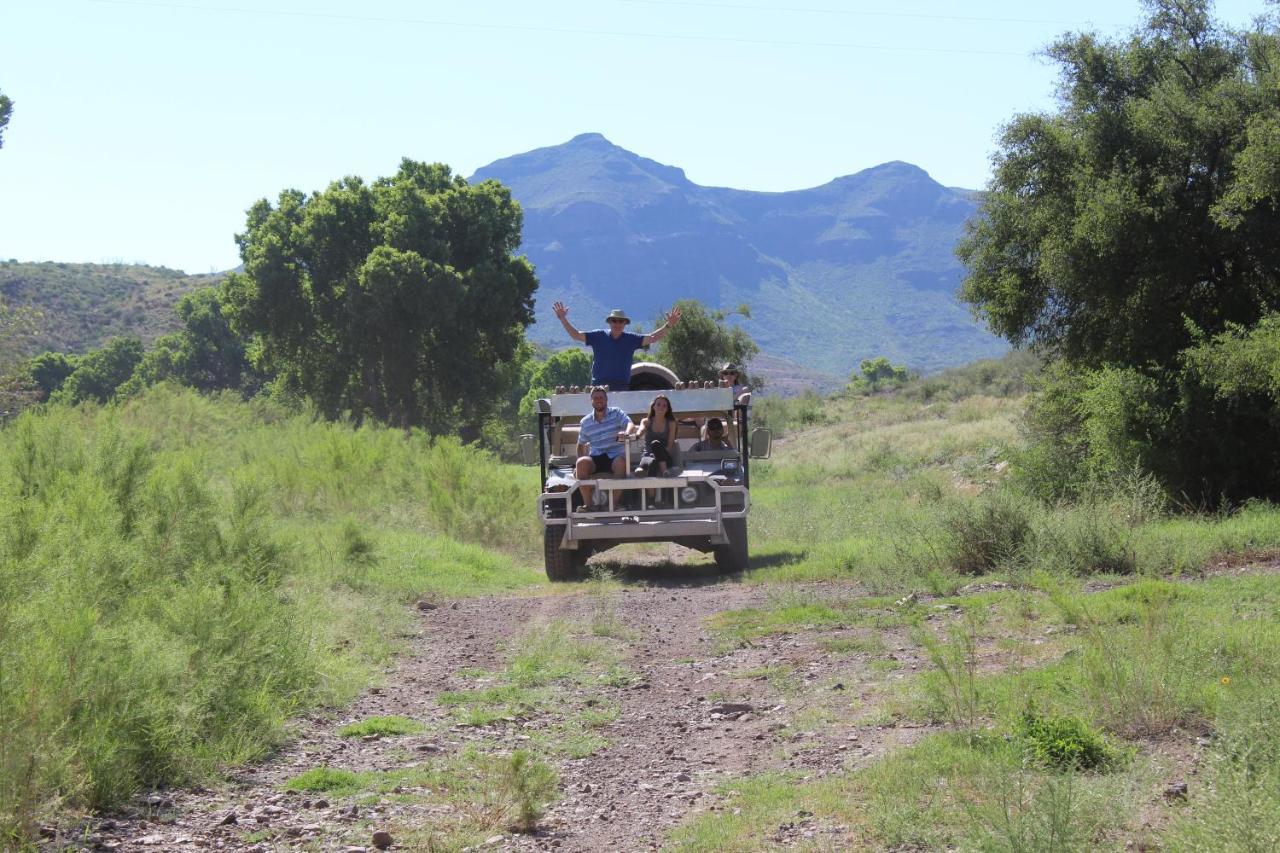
[0,386,540,843]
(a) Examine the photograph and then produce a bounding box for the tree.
[121,286,258,396]
[26,351,79,397]
[849,356,911,394]
[223,160,537,434]
[959,1,1280,503]
[517,348,592,426]
[652,300,758,383]
[53,337,144,405]
[958,0,1280,370]
[0,89,12,148]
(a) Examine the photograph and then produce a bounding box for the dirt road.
[61,557,939,852]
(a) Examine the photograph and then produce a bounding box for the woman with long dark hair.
[635,394,677,506]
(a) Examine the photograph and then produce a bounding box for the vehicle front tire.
[544,526,586,581]
[713,518,749,574]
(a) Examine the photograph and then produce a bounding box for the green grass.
[0,386,543,842]
[10,352,1280,848]
[281,748,558,842]
[336,716,426,738]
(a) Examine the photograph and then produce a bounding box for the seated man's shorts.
[589,453,617,472]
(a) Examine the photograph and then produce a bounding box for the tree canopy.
[518,348,591,425]
[652,300,758,384]
[958,0,1280,370]
[960,1,1280,504]
[123,287,256,396]
[223,159,537,434]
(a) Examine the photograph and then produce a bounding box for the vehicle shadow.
[589,548,808,588]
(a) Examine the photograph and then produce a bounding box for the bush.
[1033,502,1136,576]
[1017,710,1125,772]
[942,490,1034,574]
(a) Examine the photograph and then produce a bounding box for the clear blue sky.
[0,0,1268,273]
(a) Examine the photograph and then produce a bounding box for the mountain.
[472,132,1006,378]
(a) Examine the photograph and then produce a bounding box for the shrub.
[1017,710,1125,772]
[942,490,1034,574]
[1033,503,1136,576]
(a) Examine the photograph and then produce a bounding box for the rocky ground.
[50,552,941,853]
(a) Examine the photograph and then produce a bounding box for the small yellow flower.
[1221,676,1231,686]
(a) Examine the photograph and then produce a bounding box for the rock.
[372,829,394,849]
[831,683,845,691]
[1164,781,1189,800]
[675,772,692,782]
[484,835,505,845]
[38,826,57,839]
[217,811,238,826]
[416,600,437,611]
[708,702,753,718]
[315,799,330,809]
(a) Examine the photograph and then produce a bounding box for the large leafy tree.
[223,160,537,433]
[960,1,1280,503]
[959,0,1280,370]
[652,300,758,384]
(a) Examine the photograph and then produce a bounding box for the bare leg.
[575,456,598,508]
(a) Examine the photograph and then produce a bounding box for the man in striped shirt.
[575,386,636,511]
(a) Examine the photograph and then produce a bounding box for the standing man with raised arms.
[552,302,681,391]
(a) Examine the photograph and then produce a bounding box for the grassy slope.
[0,261,218,355]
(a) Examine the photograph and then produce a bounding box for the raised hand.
[666,305,681,326]
[553,301,569,320]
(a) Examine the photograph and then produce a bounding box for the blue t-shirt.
[578,405,631,459]
[584,329,645,389]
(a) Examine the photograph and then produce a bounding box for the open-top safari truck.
[531,363,771,581]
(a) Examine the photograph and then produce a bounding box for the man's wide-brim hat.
[720,363,740,374]
[605,309,631,324]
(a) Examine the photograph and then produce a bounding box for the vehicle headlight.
[721,459,739,472]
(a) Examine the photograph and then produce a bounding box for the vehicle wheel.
[544,526,585,582]
[714,518,749,574]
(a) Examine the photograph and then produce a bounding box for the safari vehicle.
[531,363,771,581]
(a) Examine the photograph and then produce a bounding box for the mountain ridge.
[471,133,1004,376]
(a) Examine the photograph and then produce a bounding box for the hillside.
[0,260,217,355]
[472,132,1007,377]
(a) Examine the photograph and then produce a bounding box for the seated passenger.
[634,394,678,507]
[691,417,734,452]
[574,386,635,511]
[634,394,677,477]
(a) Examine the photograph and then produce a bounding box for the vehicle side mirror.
[749,428,772,459]
[518,434,539,466]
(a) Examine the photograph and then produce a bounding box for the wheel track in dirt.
[64,575,933,852]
